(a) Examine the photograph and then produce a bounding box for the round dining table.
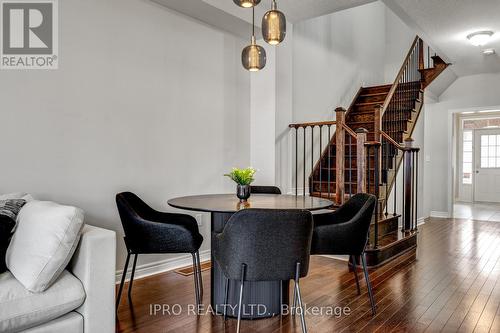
[167,193,334,319]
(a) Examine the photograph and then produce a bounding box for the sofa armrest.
[69,225,116,333]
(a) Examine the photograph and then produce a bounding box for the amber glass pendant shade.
[233,0,261,8]
[242,36,267,71]
[262,0,286,45]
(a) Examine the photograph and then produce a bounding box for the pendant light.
[262,0,286,45]
[233,0,261,8]
[242,7,266,71]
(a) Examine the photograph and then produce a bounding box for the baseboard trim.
[430,211,450,218]
[417,217,426,226]
[115,249,211,284]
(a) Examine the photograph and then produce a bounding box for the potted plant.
[224,167,256,202]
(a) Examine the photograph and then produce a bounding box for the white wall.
[383,6,415,82]
[250,46,276,184]
[292,1,387,125]
[423,73,500,217]
[0,0,251,276]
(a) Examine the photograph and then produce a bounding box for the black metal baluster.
[311,126,314,195]
[385,139,389,216]
[401,150,406,232]
[393,148,397,216]
[415,150,420,231]
[410,150,414,231]
[366,145,372,247]
[295,128,298,196]
[328,125,331,199]
[303,127,306,197]
[319,126,322,198]
[349,134,352,197]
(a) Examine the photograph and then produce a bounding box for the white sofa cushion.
[0,270,85,332]
[6,201,84,292]
[22,312,83,333]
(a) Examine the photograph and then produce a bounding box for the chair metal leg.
[116,251,131,311]
[195,251,203,299]
[280,280,283,317]
[361,253,376,315]
[191,254,201,310]
[223,277,230,321]
[350,255,361,295]
[295,262,307,333]
[292,278,297,315]
[128,254,138,300]
[236,264,246,333]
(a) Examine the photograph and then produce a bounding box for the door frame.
[449,106,500,215]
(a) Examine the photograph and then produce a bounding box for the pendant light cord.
[252,7,255,37]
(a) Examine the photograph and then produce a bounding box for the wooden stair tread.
[359,92,388,97]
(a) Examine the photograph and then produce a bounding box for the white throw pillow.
[6,201,84,292]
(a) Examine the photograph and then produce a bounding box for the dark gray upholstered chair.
[213,209,313,333]
[115,192,203,311]
[250,185,282,195]
[311,193,377,314]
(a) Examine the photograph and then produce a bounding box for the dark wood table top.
[167,194,334,213]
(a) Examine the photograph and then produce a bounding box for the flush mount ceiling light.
[233,0,261,8]
[467,31,494,46]
[262,0,286,45]
[242,7,266,71]
[483,48,496,55]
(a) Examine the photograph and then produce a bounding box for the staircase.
[289,36,449,267]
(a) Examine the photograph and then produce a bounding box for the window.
[463,131,473,184]
[480,134,500,168]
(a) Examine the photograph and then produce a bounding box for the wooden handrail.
[380,131,405,150]
[288,120,336,129]
[380,36,420,117]
[342,124,357,138]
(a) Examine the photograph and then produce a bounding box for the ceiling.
[382,0,500,77]
[152,0,376,39]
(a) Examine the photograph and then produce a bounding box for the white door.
[474,129,500,202]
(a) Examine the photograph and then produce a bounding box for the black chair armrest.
[143,210,201,235]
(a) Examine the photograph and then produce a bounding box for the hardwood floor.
[116,218,500,333]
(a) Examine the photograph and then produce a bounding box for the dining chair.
[310,193,377,315]
[250,185,282,195]
[213,209,313,333]
[115,192,204,311]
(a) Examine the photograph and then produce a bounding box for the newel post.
[335,107,346,205]
[355,128,368,193]
[403,138,414,231]
[375,105,383,179]
[418,38,424,70]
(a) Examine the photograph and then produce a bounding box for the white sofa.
[0,225,116,333]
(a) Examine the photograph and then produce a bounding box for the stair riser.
[362,85,392,94]
[357,94,388,104]
[364,234,417,267]
[370,215,399,238]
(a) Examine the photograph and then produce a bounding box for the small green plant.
[224,167,256,186]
